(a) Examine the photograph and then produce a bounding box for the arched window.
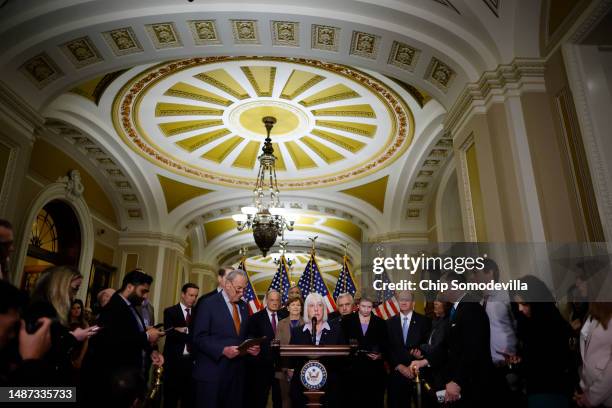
[22,200,81,291]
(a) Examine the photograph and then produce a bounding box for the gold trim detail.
[194,69,249,99]
[112,56,414,189]
[240,66,277,97]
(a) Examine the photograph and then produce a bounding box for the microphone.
[311,316,317,345]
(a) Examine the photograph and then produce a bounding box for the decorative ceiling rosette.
[113,56,414,189]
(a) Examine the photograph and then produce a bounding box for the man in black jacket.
[163,282,199,408]
[437,271,495,407]
[246,289,282,408]
[83,270,165,405]
[386,290,431,408]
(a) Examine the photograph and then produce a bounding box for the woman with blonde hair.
[26,266,99,385]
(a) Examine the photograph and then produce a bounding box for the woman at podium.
[288,293,346,407]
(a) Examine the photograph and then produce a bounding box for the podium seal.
[300,360,327,390]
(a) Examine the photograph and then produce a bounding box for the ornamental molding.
[118,231,187,252]
[367,231,429,243]
[112,56,414,190]
[562,44,612,241]
[0,81,43,142]
[568,0,612,44]
[444,58,546,136]
[57,169,85,200]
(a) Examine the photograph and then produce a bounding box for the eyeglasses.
[229,282,245,293]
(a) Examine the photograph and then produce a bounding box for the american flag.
[332,256,357,300]
[298,253,337,313]
[239,259,263,315]
[267,254,291,303]
[373,270,399,319]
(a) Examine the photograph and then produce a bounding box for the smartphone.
[163,327,174,333]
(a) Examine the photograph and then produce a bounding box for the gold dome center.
[239,105,299,136]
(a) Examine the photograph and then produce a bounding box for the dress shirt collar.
[303,321,331,332]
[267,308,279,319]
[119,293,131,306]
[180,302,190,311]
[400,310,413,321]
[221,289,232,304]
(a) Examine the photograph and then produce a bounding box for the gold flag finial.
[308,236,318,254]
[341,243,350,258]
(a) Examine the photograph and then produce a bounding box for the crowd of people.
[1,217,611,407]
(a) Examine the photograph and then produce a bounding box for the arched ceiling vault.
[0,0,544,263]
[0,0,542,112]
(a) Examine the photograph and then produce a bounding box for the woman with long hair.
[575,302,612,407]
[69,299,89,370]
[509,275,572,408]
[26,266,99,385]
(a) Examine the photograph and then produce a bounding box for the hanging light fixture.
[232,116,297,256]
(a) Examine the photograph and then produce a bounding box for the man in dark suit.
[83,270,165,405]
[192,269,260,408]
[386,290,431,408]
[327,292,354,323]
[437,271,495,407]
[163,282,199,408]
[247,289,282,408]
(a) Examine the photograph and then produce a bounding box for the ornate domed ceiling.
[112,56,414,189]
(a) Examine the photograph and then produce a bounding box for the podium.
[271,340,356,407]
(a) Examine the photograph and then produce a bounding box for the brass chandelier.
[232,116,297,256]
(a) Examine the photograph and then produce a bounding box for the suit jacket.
[190,288,220,336]
[343,312,387,354]
[86,292,151,374]
[446,294,495,399]
[289,320,346,408]
[276,317,304,346]
[192,291,249,383]
[163,303,191,365]
[386,311,431,368]
[247,308,279,368]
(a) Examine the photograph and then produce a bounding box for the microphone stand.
[311,317,317,345]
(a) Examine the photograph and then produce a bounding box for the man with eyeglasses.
[192,268,260,408]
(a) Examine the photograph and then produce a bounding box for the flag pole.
[308,236,318,293]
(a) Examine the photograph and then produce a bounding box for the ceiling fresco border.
[112,56,415,190]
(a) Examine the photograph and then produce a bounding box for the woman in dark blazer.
[342,295,388,408]
[289,292,346,408]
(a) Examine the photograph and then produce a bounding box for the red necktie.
[271,312,277,333]
[232,303,241,335]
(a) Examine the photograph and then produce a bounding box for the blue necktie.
[450,305,457,321]
[402,316,409,344]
